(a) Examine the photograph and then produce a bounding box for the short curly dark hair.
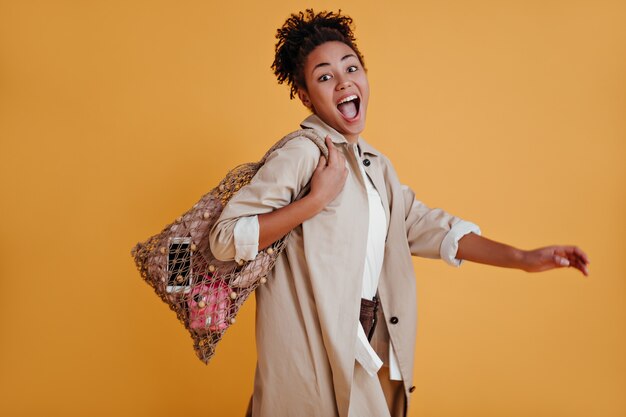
[272,9,366,99]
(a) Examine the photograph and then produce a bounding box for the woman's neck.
[344,133,359,144]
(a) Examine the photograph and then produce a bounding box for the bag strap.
[260,128,329,164]
[259,128,329,202]
[280,129,328,201]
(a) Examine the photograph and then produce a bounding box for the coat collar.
[300,114,381,158]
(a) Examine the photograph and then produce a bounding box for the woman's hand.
[308,136,348,209]
[521,246,590,276]
[256,136,348,250]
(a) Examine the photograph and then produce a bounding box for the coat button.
[363,159,371,167]
[409,386,416,393]
[390,316,399,324]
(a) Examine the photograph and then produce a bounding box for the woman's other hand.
[522,245,590,276]
[457,233,590,276]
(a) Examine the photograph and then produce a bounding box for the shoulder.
[263,130,323,170]
[256,130,322,182]
[280,133,323,159]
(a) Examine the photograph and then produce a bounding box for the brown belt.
[359,295,379,342]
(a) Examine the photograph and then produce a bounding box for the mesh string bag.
[131,129,327,364]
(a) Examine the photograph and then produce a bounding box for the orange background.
[1,1,624,416]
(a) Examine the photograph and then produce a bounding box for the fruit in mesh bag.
[189,278,231,331]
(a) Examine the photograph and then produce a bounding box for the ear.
[297,89,313,111]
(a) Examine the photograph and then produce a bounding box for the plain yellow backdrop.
[1,1,624,416]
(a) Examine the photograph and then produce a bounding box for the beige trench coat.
[210,115,464,417]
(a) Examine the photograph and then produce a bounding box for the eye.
[318,74,332,82]
[347,65,358,73]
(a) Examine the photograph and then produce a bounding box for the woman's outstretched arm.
[456,233,590,276]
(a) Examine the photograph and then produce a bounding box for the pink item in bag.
[189,279,231,331]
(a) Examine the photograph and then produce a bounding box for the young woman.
[209,10,589,417]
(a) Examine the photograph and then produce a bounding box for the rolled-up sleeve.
[233,215,261,263]
[440,220,481,267]
[402,185,479,264]
[209,137,321,262]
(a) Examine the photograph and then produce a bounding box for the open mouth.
[336,94,361,121]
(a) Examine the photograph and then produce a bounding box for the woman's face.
[298,41,369,143]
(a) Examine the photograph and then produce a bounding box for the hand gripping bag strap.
[131,128,327,364]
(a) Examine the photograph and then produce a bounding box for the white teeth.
[337,95,358,105]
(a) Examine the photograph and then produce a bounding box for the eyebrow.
[311,54,358,73]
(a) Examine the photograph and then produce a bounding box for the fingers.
[325,136,336,165]
[573,246,590,265]
[553,247,590,276]
[324,135,347,171]
[309,136,348,207]
[573,258,589,276]
[553,255,570,267]
[569,249,590,276]
[317,135,335,170]
[316,155,327,171]
[559,245,590,265]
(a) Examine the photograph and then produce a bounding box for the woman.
[209,10,589,417]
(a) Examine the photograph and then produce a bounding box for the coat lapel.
[363,157,391,233]
[358,138,391,233]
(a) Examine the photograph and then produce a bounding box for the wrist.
[301,192,325,216]
[515,248,530,271]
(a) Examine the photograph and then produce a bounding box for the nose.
[335,75,353,91]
